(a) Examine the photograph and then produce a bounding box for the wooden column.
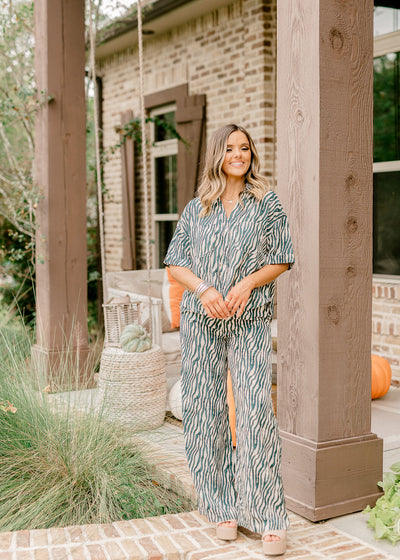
[32,0,90,386]
[277,0,383,521]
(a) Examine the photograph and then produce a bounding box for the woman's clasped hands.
[199,277,254,319]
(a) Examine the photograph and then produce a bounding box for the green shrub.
[0,315,192,531]
[364,463,400,544]
[0,219,36,325]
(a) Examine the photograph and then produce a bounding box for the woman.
[164,124,294,556]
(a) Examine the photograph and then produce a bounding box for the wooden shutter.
[120,110,136,270]
[176,93,206,214]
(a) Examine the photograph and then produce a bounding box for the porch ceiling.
[96,0,233,59]
[375,1,400,7]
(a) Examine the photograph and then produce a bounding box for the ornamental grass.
[0,312,191,531]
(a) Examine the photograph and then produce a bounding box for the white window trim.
[373,160,400,173]
[152,139,178,157]
[150,104,178,267]
[374,29,400,57]
[373,273,400,286]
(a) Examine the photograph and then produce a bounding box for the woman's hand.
[225,264,290,317]
[225,277,254,317]
[200,287,231,319]
[167,266,230,318]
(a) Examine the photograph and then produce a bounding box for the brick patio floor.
[0,509,397,559]
[1,415,398,560]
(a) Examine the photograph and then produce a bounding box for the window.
[373,52,400,163]
[374,6,400,37]
[373,170,400,275]
[120,85,205,270]
[150,105,179,268]
[373,6,400,276]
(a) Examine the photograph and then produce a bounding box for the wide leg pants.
[180,311,290,533]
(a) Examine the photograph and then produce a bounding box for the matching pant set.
[180,310,289,533]
[164,187,295,534]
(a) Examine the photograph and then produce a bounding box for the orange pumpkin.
[227,370,236,447]
[371,354,392,399]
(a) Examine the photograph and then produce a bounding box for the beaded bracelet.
[194,281,212,298]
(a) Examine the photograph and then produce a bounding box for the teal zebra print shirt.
[164,186,295,320]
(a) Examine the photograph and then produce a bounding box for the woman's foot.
[262,529,287,556]
[215,519,238,540]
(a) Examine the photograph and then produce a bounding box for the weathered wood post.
[277,0,383,521]
[32,0,90,386]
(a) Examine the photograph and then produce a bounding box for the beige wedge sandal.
[262,529,287,556]
[215,520,238,540]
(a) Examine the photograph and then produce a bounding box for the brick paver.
[33,549,51,560]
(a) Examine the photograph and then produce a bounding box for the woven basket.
[97,345,166,431]
[103,298,141,348]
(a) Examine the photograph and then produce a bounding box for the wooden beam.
[32,0,90,386]
[277,0,383,521]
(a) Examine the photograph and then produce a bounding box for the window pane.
[158,221,178,267]
[373,171,400,275]
[373,52,400,163]
[155,154,177,214]
[374,6,400,37]
[155,111,176,142]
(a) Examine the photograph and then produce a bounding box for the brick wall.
[98,0,277,272]
[372,278,400,386]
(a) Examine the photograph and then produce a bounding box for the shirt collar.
[242,182,253,198]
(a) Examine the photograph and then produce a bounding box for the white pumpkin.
[120,323,152,353]
[168,379,182,420]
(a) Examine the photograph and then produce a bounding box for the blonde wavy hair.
[197,124,270,216]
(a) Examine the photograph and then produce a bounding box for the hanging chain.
[137,0,153,342]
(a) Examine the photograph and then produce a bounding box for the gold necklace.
[220,191,243,203]
[220,197,238,204]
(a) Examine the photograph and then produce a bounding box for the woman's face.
[221,130,252,180]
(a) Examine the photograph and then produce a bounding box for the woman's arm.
[225,263,289,317]
[247,263,289,289]
[168,265,231,319]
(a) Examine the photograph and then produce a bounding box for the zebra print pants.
[180,310,290,533]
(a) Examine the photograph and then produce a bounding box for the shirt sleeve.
[163,202,193,269]
[264,191,295,269]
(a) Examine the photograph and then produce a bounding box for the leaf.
[382,472,397,493]
[390,462,400,474]
[88,270,100,283]
[375,517,389,539]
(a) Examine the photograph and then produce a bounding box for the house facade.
[96,0,400,385]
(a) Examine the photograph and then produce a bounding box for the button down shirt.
[164,186,295,321]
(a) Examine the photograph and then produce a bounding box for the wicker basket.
[103,298,141,348]
[97,345,166,431]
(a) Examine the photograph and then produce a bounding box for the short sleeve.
[163,202,193,269]
[264,192,295,270]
